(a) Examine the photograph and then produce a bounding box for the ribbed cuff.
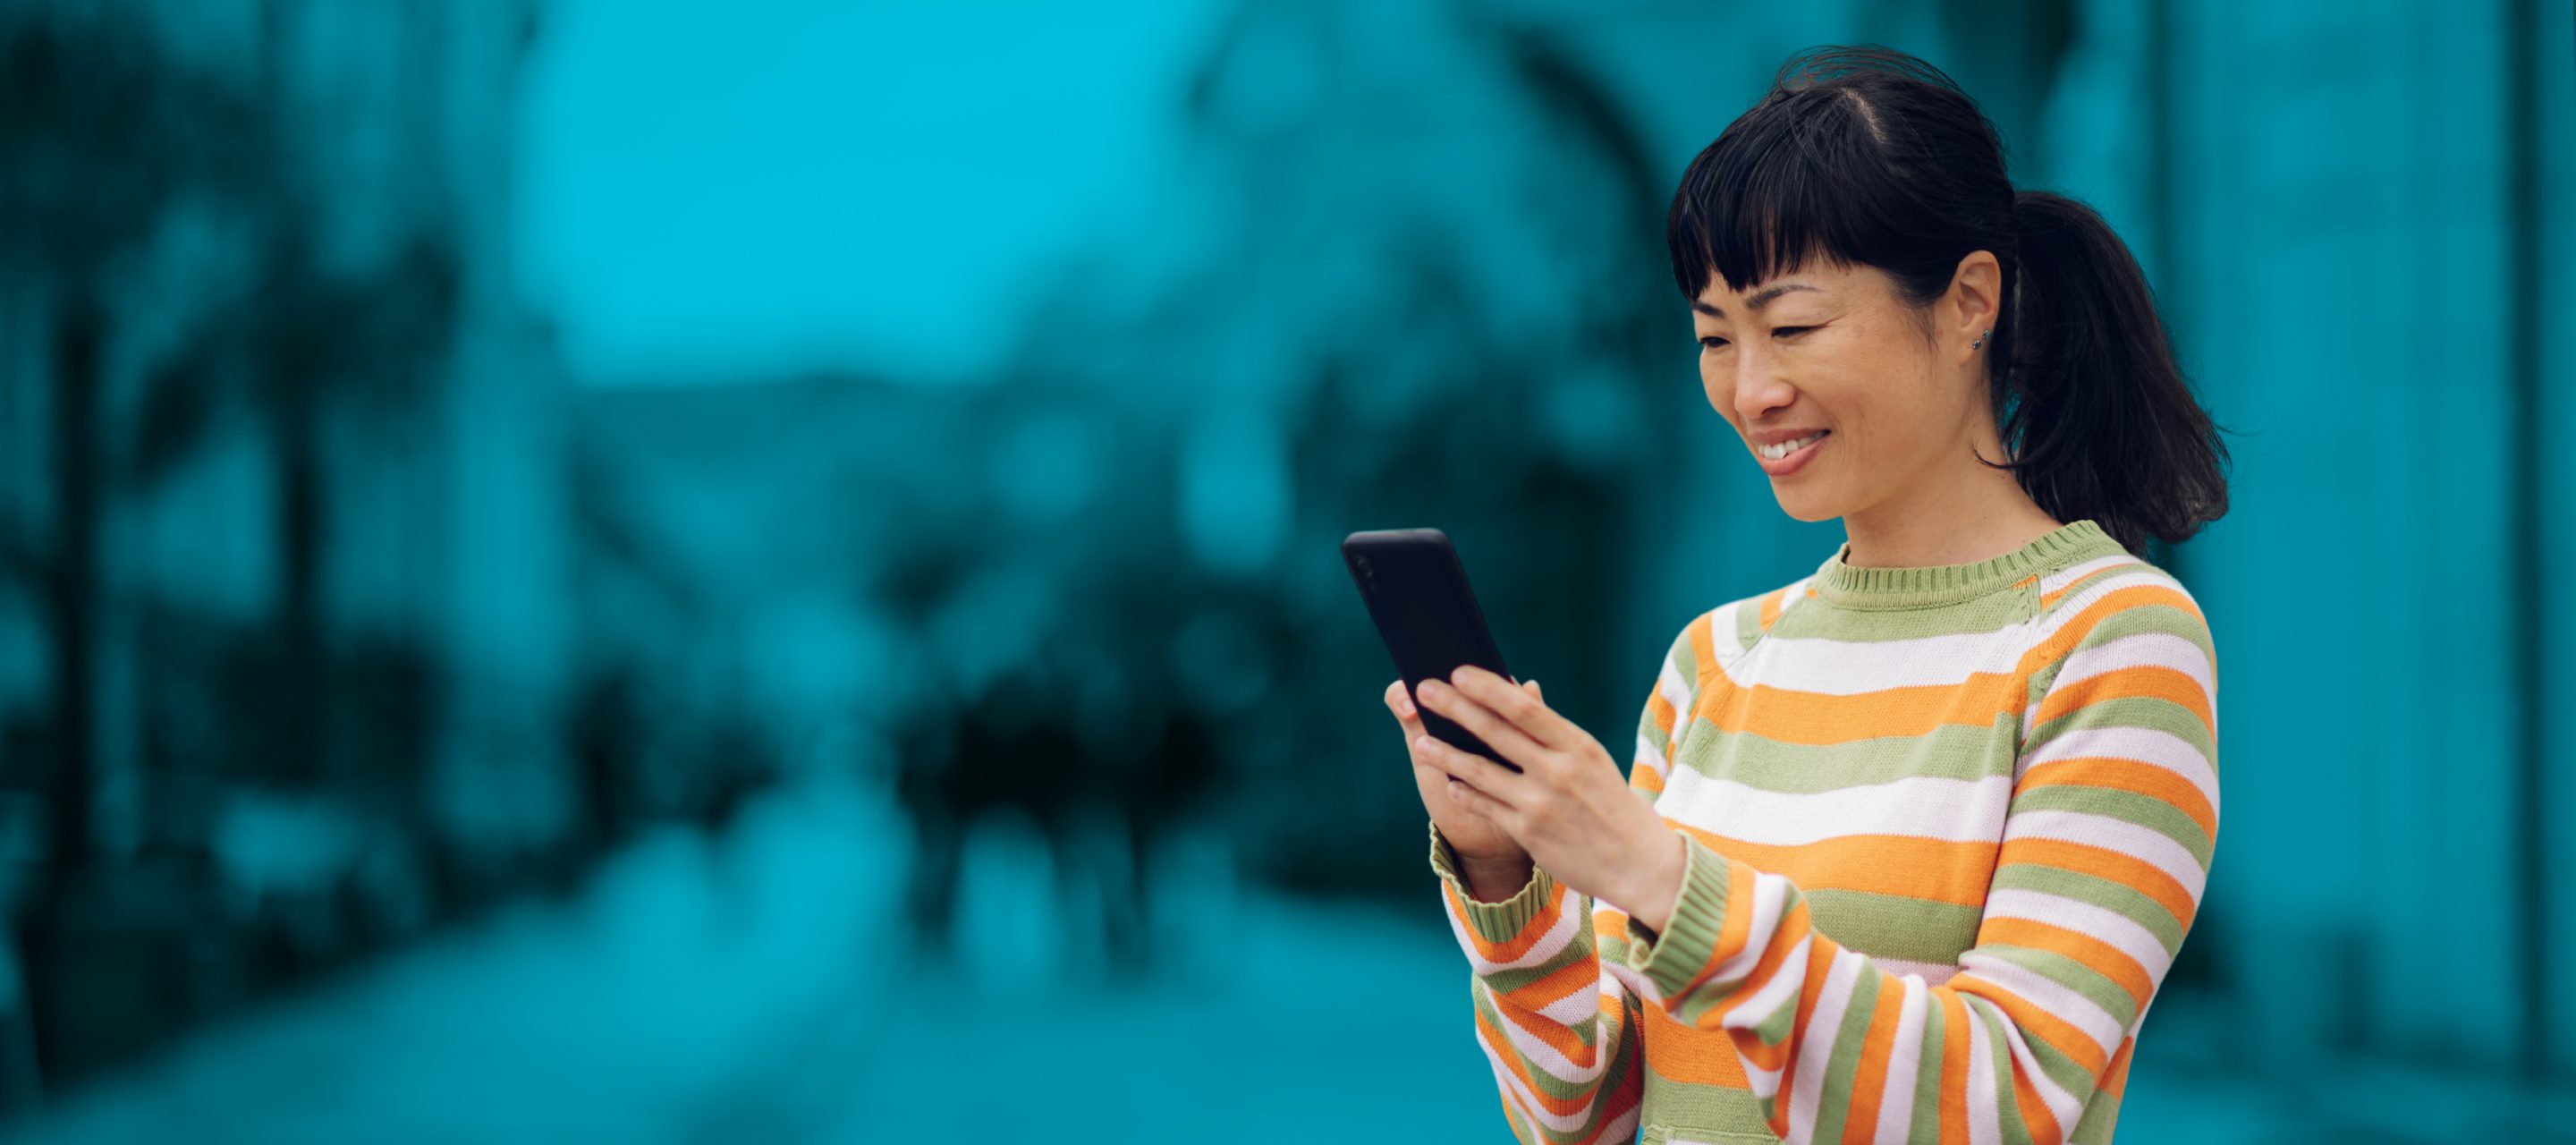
[1428,821,1555,942]
[1621,835,1734,1000]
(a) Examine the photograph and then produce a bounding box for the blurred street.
[6,768,2570,1143]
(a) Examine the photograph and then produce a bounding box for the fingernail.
[1415,735,1436,752]
[1399,698,1415,717]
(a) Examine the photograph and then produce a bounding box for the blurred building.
[0,0,572,1103]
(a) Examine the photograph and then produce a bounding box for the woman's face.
[1690,258,1989,523]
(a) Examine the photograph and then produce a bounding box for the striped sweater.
[1428,518,2216,1145]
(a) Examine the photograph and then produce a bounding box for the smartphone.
[1343,528,1522,772]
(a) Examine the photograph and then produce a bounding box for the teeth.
[1758,432,1826,461]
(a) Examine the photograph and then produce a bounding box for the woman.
[1383,46,2226,1145]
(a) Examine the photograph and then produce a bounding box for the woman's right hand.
[1387,677,1535,871]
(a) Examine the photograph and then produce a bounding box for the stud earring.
[1970,327,1992,351]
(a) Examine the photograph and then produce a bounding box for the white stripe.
[1786,946,1866,1143]
[1722,929,1813,1032]
[2018,725,2219,823]
[1979,886,2174,982]
[2036,571,2187,641]
[1598,1106,1641,1145]
[2038,555,2145,595]
[1657,653,1696,742]
[1635,731,1671,786]
[1482,985,1617,1085]
[1446,886,1582,975]
[1535,971,1611,1026]
[1955,950,2127,1057]
[1962,995,2004,1145]
[1872,956,1960,986]
[2004,809,2208,901]
[1658,770,2013,846]
[1601,957,1655,1008]
[1707,869,1791,985]
[1707,598,1749,667]
[1711,625,2029,694]
[1873,976,1932,1145]
[2000,1010,2089,1136]
[1479,1032,1605,1137]
[2053,630,2214,701]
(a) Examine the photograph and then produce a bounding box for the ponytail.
[1993,191,2230,554]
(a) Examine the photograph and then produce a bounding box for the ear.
[1948,250,2004,360]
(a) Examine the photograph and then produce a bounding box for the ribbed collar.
[1811,519,2127,610]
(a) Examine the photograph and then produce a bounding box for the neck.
[1840,444,2063,568]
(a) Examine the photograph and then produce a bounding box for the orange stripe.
[1729,902,1815,1071]
[1936,991,1972,1145]
[1631,765,1668,798]
[1473,999,1615,1121]
[1766,932,1835,1137]
[1696,674,2025,745]
[2010,1049,2062,1145]
[1713,855,1755,977]
[1951,976,2108,1075]
[1642,1005,1754,1087]
[1499,951,1606,1019]
[1446,879,1567,963]
[1974,916,2153,1013]
[2101,1035,2135,1098]
[1680,823,2001,909]
[1840,978,1908,1143]
[1646,691,1678,746]
[2038,563,2143,610]
[2021,585,2206,670]
[2032,664,2214,738]
[1470,997,1572,1116]
[1998,836,2199,929]
[2020,757,2217,844]
[1689,610,1720,698]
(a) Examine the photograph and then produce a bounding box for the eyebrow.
[1691,282,1820,318]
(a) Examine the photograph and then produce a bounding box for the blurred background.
[0,0,2570,1141]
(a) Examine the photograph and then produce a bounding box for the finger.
[1385,679,1426,735]
[1411,733,1526,806]
[1451,666,1584,752]
[1521,679,1542,700]
[1413,677,1550,771]
[1385,679,1419,721]
[1445,776,1514,825]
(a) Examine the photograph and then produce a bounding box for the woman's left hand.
[1410,666,1689,934]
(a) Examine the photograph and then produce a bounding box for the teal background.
[0,0,2571,1140]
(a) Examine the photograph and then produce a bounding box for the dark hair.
[1665,45,2228,554]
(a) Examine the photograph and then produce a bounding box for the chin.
[1770,485,1847,523]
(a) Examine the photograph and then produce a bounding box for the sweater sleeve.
[1427,612,1712,1145]
[1609,571,2217,1145]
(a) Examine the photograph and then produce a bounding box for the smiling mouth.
[1756,430,1829,461]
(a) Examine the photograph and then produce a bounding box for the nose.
[1725,344,1798,425]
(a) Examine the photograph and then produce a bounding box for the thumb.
[1521,678,1542,700]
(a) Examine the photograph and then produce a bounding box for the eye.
[1698,335,1730,350]
[1773,326,1816,339]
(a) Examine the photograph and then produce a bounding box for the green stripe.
[1772,589,2037,640]
[1908,993,1945,1144]
[1470,980,1617,1107]
[2027,685,2213,752]
[1804,889,1983,964]
[1973,942,2139,1030]
[1673,719,2021,790]
[2010,785,2212,868]
[1968,997,2037,1145]
[1809,966,1881,1144]
[1987,863,2188,953]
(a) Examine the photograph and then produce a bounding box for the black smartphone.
[1343,528,1523,772]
